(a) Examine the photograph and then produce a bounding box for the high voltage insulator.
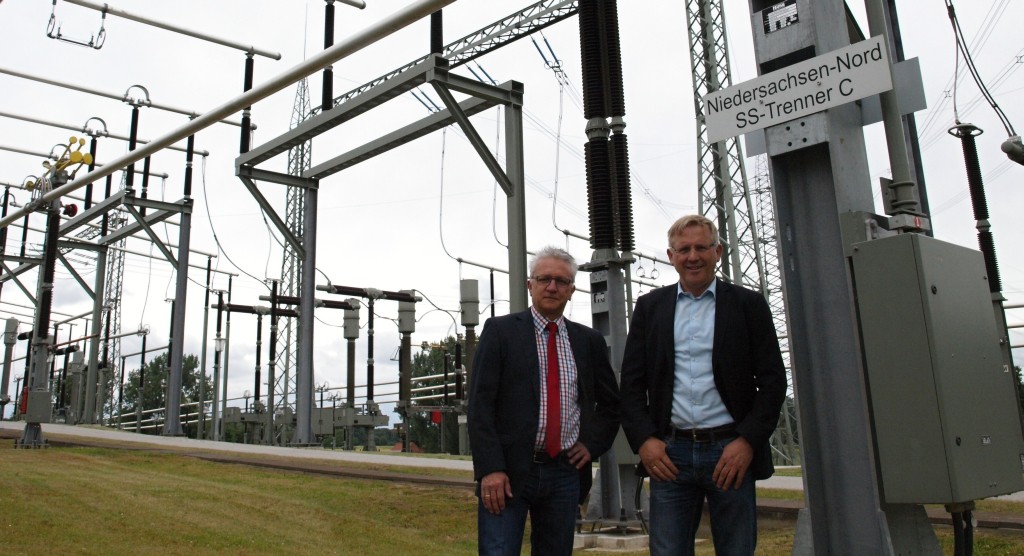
[585,137,615,249]
[611,132,634,251]
[430,10,443,54]
[577,1,605,120]
[601,0,625,118]
[950,123,1002,293]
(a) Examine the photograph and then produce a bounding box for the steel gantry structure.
[273,0,582,425]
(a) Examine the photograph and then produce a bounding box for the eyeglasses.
[669,243,717,256]
[531,275,574,288]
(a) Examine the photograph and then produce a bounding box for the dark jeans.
[477,456,579,556]
[649,435,757,556]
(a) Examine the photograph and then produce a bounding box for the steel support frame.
[88,194,193,432]
[52,238,108,425]
[746,0,939,552]
[0,191,127,286]
[237,54,527,444]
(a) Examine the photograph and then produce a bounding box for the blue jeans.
[649,436,757,556]
[477,456,579,556]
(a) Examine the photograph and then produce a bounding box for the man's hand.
[566,441,592,469]
[480,471,513,514]
[713,436,753,490]
[639,437,678,482]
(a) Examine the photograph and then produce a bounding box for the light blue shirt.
[671,279,732,429]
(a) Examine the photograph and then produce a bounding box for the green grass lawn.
[1,442,1022,555]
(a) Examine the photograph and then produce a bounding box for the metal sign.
[763,0,798,34]
[703,35,893,143]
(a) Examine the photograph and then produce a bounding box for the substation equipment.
[728,0,1024,553]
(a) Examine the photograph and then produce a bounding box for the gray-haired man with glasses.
[469,246,620,555]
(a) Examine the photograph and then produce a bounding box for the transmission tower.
[101,213,125,421]
[274,76,312,440]
[684,0,796,461]
[66,203,124,424]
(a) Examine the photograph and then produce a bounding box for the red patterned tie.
[545,321,561,458]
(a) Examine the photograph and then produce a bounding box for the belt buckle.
[533,451,547,464]
[691,428,699,441]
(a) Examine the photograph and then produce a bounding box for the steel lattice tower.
[102,229,125,419]
[684,0,765,292]
[273,76,312,433]
[684,0,797,462]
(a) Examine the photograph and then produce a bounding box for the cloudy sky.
[1,0,1021,420]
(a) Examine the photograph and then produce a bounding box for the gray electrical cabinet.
[850,233,1024,504]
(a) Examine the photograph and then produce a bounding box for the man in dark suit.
[469,246,620,556]
[620,215,786,555]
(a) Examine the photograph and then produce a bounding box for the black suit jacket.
[619,280,786,480]
[469,309,620,500]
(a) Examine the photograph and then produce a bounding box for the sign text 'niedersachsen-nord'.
[703,35,893,143]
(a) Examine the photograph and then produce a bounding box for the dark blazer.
[469,309,620,500]
[619,280,786,480]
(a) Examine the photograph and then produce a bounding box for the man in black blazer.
[620,215,785,555]
[469,246,620,556]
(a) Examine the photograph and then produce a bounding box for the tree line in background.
[404,336,462,454]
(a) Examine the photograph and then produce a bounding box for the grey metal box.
[851,233,1024,503]
[24,390,53,423]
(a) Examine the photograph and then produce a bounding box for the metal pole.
[398,289,416,453]
[346,334,356,450]
[365,297,376,451]
[0,110,208,156]
[82,246,106,423]
[0,186,10,301]
[400,331,411,453]
[135,320,147,433]
[367,298,375,404]
[0,0,458,228]
[162,133,195,437]
[62,0,283,59]
[504,90,527,312]
[116,355,125,428]
[864,0,921,217]
[266,280,279,445]
[221,276,233,437]
[212,290,225,440]
[1,318,17,419]
[343,298,358,451]
[0,66,247,128]
[255,314,263,418]
[197,256,212,439]
[292,178,319,445]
